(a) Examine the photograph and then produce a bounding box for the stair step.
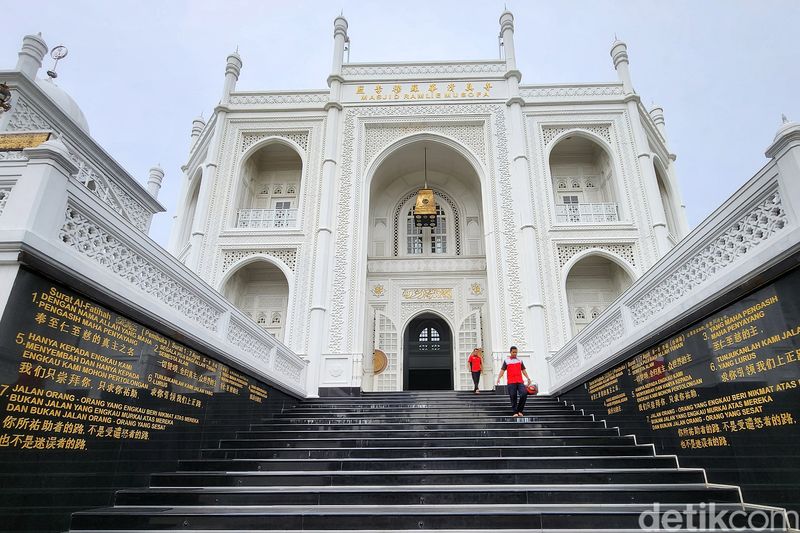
[70,503,790,531]
[216,435,636,449]
[178,455,676,472]
[149,468,708,487]
[201,444,655,460]
[235,428,620,439]
[114,483,741,506]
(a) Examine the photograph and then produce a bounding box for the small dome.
[35,77,90,133]
[774,116,799,142]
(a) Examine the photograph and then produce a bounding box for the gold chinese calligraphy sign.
[0,132,50,151]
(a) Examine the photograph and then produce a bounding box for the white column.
[185,52,240,272]
[2,138,77,240]
[307,15,348,395]
[612,40,671,258]
[500,10,549,389]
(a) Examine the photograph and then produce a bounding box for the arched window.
[418,326,441,351]
[234,142,302,229]
[396,191,459,257]
[406,204,448,254]
[549,134,620,224]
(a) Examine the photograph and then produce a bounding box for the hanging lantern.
[414,188,437,227]
[413,147,437,227]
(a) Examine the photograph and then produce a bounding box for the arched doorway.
[403,313,453,390]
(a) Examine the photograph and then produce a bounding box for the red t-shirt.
[468,354,482,372]
[502,357,526,384]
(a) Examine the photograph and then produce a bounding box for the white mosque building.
[165,11,687,393]
[0,11,688,395]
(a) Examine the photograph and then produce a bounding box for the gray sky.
[4,0,799,247]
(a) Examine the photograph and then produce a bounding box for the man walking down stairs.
[69,391,793,531]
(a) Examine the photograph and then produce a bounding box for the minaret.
[499,9,548,383]
[222,51,242,104]
[649,106,667,142]
[611,39,673,258]
[190,115,206,146]
[610,39,634,94]
[146,165,164,199]
[16,33,48,79]
[307,14,349,395]
[184,52,241,270]
[766,115,800,223]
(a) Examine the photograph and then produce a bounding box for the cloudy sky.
[4,0,799,247]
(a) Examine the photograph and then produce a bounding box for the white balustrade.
[555,202,619,223]
[236,208,298,229]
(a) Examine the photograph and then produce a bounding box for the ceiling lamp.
[413,147,437,228]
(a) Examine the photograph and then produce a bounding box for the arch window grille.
[394,190,461,256]
[418,327,441,351]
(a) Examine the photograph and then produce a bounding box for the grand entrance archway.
[364,135,493,392]
[403,313,453,390]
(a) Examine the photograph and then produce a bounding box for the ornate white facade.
[168,12,689,394]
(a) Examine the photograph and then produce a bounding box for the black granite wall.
[560,265,800,514]
[0,268,301,532]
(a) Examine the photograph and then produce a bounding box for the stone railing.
[547,153,799,394]
[0,139,308,397]
[554,202,619,224]
[236,208,298,229]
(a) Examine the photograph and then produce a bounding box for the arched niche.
[221,260,290,342]
[653,157,680,242]
[549,133,621,224]
[234,141,302,229]
[564,253,633,336]
[177,168,202,254]
[367,139,484,259]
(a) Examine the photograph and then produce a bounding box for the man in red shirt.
[467,348,483,393]
[495,346,532,417]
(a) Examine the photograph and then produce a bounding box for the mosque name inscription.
[402,288,453,300]
[351,82,494,102]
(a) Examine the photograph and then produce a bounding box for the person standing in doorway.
[467,348,483,394]
[495,346,532,417]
